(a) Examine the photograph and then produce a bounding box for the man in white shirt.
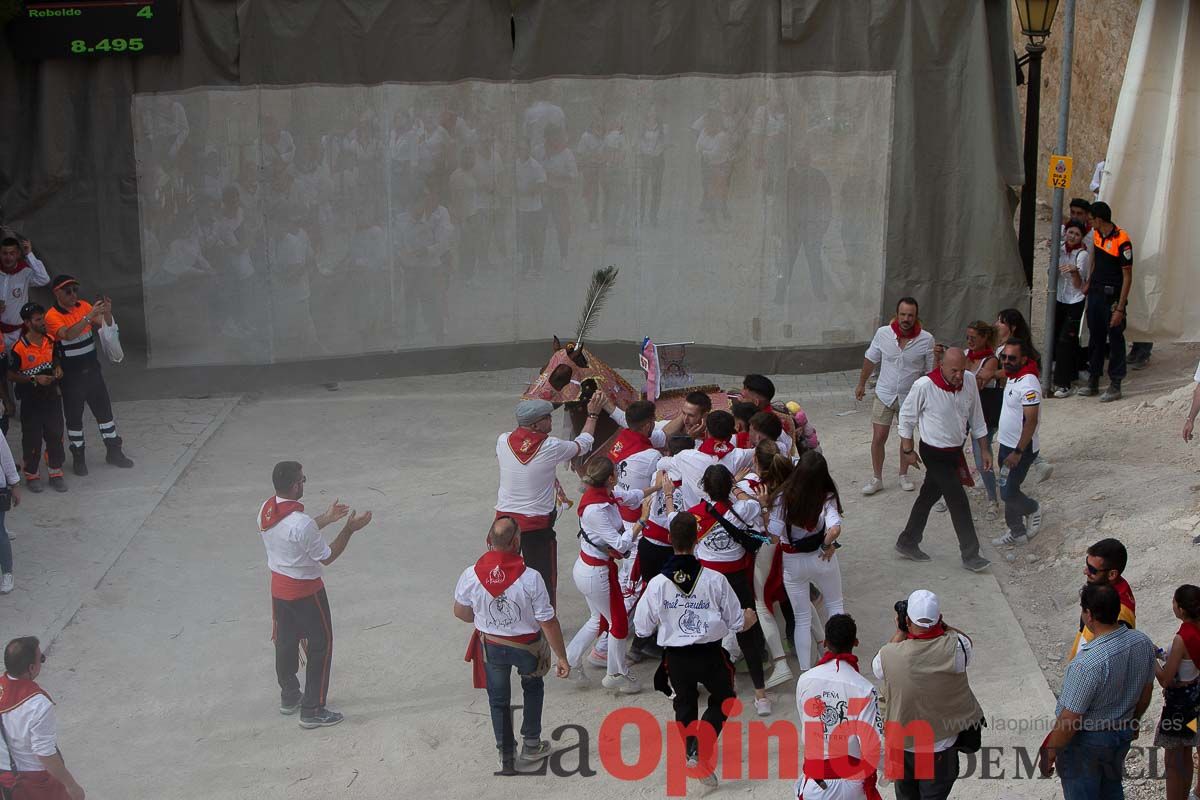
[496,396,603,607]
[653,411,754,510]
[396,185,453,341]
[873,590,981,800]
[894,348,991,572]
[259,461,372,729]
[0,237,51,349]
[0,637,85,800]
[795,615,884,800]
[448,145,483,283]
[455,517,570,776]
[540,128,577,263]
[991,339,1043,546]
[855,298,936,496]
[633,513,756,790]
[514,139,547,275]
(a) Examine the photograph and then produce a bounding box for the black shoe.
[25,479,42,494]
[895,542,931,562]
[299,707,344,729]
[105,440,134,468]
[962,555,991,573]
[48,476,67,493]
[71,448,88,476]
[279,698,301,716]
[497,757,518,776]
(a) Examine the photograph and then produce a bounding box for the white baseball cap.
[907,589,941,626]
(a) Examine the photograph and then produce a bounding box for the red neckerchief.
[733,430,751,448]
[473,550,526,598]
[260,497,303,531]
[1114,576,1136,615]
[507,426,549,465]
[891,318,921,342]
[0,257,28,277]
[927,368,962,393]
[906,621,948,640]
[1065,241,1085,254]
[967,347,993,363]
[577,486,616,517]
[689,500,731,537]
[607,428,655,463]
[815,651,861,673]
[1005,361,1040,381]
[698,436,732,458]
[1178,621,1200,665]
[0,673,52,714]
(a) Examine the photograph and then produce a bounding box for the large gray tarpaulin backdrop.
[0,0,1026,374]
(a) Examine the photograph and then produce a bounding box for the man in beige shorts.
[854,297,936,495]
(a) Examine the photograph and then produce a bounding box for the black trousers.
[1053,299,1086,389]
[724,567,766,689]
[894,748,959,800]
[60,365,116,452]
[519,527,558,608]
[19,393,65,477]
[1086,290,1127,382]
[897,443,981,561]
[273,588,333,712]
[632,539,672,650]
[665,642,736,763]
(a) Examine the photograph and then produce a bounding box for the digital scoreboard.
[5,0,180,60]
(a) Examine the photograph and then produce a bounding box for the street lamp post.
[1014,0,1061,289]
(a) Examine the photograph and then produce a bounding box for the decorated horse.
[521,266,733,469]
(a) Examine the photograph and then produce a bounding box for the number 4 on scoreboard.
[137,5,153,19]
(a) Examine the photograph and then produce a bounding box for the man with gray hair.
[496,392,605,606]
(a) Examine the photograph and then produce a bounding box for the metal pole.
[1017,42,1045,289]
[1040,0,1076,394]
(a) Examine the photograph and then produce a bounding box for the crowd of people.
[0,235,134,601]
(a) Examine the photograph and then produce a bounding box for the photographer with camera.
[872,589,984,800]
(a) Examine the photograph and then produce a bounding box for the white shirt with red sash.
[795,654,884,800]
[455,552,554,638]
[671,497,760,574]
[606,425,664,526]
[495,427,595,531]
[655,438,755,510]
[0,253,50,347]
[0,673,57,773]
[258,497,329,600]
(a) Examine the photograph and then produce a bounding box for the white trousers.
[752,541,787,662]
[782,549,844,670]
[565,558,628,676]
[796,776,870,800]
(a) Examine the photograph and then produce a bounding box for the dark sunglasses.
[998,354,1021,362]
[1085,560,1104,575]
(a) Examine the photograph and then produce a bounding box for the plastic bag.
[98,320,124,363]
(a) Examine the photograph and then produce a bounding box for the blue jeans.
[972,429,997,502]
[1057,728,1135,800]
[483,638,544,759]
[0,510,10,574]
[997,445,1038,536]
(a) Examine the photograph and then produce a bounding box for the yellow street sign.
[1047,155,1074,190]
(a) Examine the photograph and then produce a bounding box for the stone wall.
[1013,0,1140,206]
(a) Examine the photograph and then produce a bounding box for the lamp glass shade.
[1015,0,1060,39]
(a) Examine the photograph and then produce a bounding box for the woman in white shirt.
[565,457,658,694]
[1153,584,1200,798]
[770,451,845,672]
[737,441,796,690]
[1052,220,1091,398]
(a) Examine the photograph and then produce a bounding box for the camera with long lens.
[894,600,909,634]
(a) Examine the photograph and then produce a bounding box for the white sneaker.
[899,475,916,492]
[861,477,883,496]
[687,755,719,787]
[601,673,642,694]
[764,662,794,689]
[934,499,947,512]
[991,530,1028,546]
[587,647,608,668]
[0,573,12,594]
[754,696,772,717]
[1026,508,1043,539]
[1052,387,1072,399]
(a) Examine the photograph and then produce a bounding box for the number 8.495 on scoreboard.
[5,0,180,60]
